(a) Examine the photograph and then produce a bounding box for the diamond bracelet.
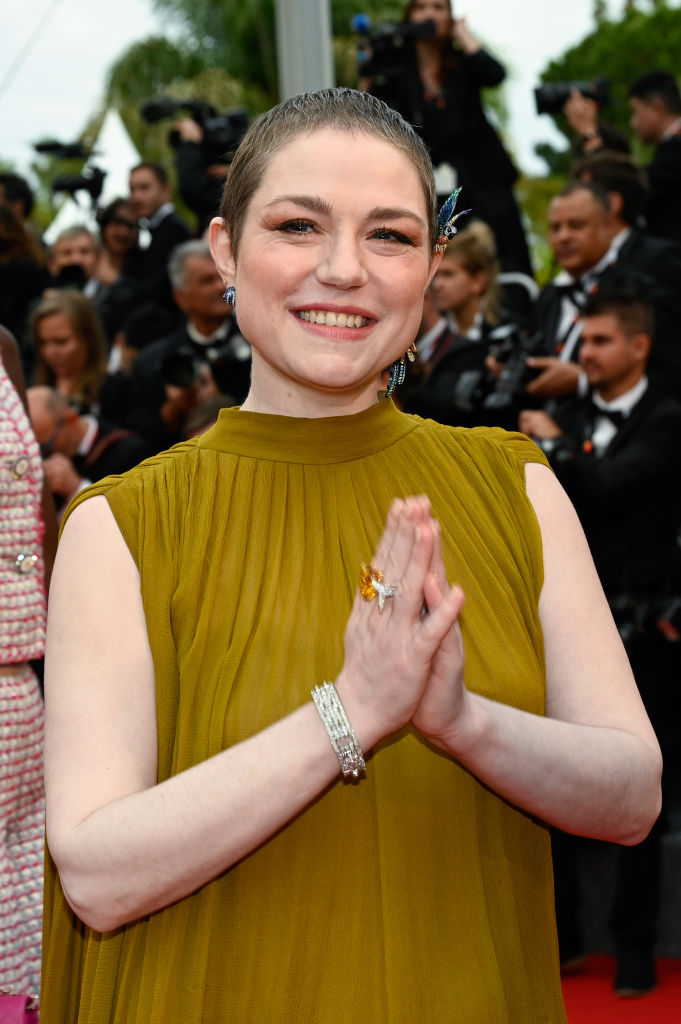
[311,682,366,780]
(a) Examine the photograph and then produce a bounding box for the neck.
[415,39,444,76]
[453,295,481,335]
[657,112,680,141]
[190,315,226,338]
[596,371,644,403]
[241,354,383,419]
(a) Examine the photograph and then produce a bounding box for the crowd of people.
[1,1,680,1020]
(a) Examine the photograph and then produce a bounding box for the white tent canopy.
[43,108,141,244]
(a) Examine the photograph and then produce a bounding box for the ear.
[472,270,489,297]
[608,191,624,217]
[631,332,651,362]
[209,217,236,283]
[425,250,443,291]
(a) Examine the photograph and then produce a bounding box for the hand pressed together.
[336,496,467,753]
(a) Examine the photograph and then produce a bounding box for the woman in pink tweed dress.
[0,326,55,995]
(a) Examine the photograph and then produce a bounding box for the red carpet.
[561,955,681,1022]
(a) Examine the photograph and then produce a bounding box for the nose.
[315,231,369,290]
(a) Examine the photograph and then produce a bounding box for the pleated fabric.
[41,400,567,1023]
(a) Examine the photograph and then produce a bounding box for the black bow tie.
[590,402,626,428]
[556,279,588,307]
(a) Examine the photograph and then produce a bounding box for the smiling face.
[548,189,614,278]
[211,128,439,415]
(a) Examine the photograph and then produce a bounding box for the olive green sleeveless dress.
[41,400,567,1023]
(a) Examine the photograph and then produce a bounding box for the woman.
[366,0,532,275]
[30,291,107,412]
[90,198,145,343]
[403,220,521,426]
[41,89,660,1023]
[0,325,55,1006]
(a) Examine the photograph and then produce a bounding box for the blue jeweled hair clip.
[434,187,472,253]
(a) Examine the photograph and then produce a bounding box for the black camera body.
[141,98,249,164]
[534,76,610,116]
[353,16,436,82]
[482,326,546,413]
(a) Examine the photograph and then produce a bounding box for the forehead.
[57,233,95,251]
[549,191,602,222]
[130,168,161,187]
[582,313,622,336]
[184,253,219,278]
[39,311,73,333]
[252,128,427,215]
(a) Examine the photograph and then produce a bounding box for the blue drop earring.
[223,285,236,307]
[385,343,418,398]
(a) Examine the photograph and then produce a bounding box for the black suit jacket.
[546,384,681,597]
[646,134,681,246]
[530,229,681,399]
[128,321,251,449]
[72,421,154,483]
[137,208,192,313]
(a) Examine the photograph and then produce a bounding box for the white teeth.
[298,310,367,327]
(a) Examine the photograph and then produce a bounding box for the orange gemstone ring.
[359,563,399,612]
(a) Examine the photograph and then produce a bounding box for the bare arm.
[45,495,461,932]
[412,463,662,844]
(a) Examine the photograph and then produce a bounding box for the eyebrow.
[265,194,426,229]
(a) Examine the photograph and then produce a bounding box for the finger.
[370,498,404,570]
[418,582,465,652]
[426,519,448,600]
[389,518,437,622]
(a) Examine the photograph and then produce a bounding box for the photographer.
[173,119,230,234]
[520,291,681,996]
[364,0,531,275]
[516,181,681,408]
[561,86,630,159]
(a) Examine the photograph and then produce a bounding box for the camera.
[160,342,247,395]
[141,98,249,164]
[534,76,610,116]
[482,326,546,413]
[33,139,107,205]
[51,167,106,202]
[352,14,436,82]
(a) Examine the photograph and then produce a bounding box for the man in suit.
[128,240,251,450]
[520,289,681,997]
[524,181,681,403]
[27,385,154,513]
[628,71,681,246]
[129,161,192,314]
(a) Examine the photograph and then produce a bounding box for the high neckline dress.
[42,400,567,1023]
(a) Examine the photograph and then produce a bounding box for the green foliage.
[106,36,207,109]
[537,4,681,172]
[149,0,278,99]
